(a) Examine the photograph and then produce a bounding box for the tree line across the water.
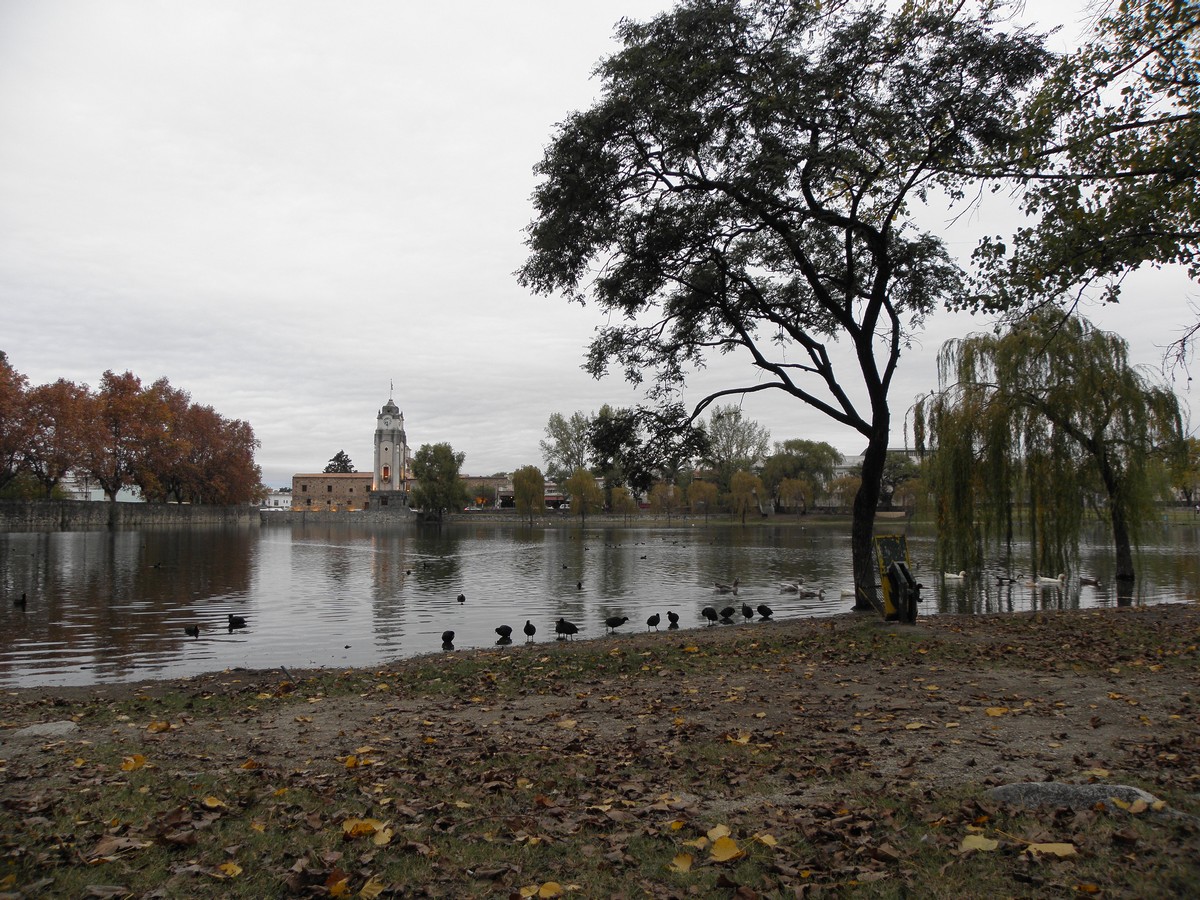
[0,352,263,505]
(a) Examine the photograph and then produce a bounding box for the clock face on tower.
[383,417,391,428]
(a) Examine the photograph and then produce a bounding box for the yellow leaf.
[706,824,731,841]
[120,754,147,771]
[329,878,351,898]
[985,707,1009,717]
[669,852,693,873]
[683,646,699,653]
[343,754,359,769]
[1128,799,1148,815]
[217,862,242,877]
[146,720,171,733]
[557,719,577,729]
[359,875,387,899]
[904,722,929,730]
[201,796,227,809]
[455,800,471,809]
[669,819,686,831]
[753,833,778,847]
[710,835,745,862]
[1027,842,1076,858]
[960,834,999,852]
[372,826,394,847]
[538,882,564,898]
[250,822,265,833]
[240,758,259,770]
[1082,767,1110,777]
[682,836,709,849]
[73,757,87,767]
[342,818,384,838]
[726,732,751,744]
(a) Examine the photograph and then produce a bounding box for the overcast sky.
[1,0,1194,487]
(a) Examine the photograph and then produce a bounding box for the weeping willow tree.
[914,313,1182,584]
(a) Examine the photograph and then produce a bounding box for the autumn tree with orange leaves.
[0,354,263,504]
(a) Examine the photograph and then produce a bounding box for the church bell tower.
[372,396,409,493]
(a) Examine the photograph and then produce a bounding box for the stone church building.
[291,396,412,511]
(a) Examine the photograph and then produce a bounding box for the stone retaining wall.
[259,507,415,526]
[0,500,259,532]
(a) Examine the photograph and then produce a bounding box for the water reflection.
[2,519,1196,687]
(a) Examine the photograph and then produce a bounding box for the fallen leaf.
[537,883,564,898]
[146,720,171,733]
[201,796,227,810]
[1026,842,1076,858]
[669,852,693,873]
[120,754,147,771]
[959,834,999,852]
[707,824,731,841]
[342,818,385,839]
[985,707,1009,717]
[359,875,387,898]
[752,833,778,847]
[710,835,745,862]
[217,862,242,877]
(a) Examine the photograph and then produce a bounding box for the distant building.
[261,489,291,509]
[291,394,413,511]
[367,396,411,510]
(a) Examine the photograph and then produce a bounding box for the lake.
[3,518,1198,687]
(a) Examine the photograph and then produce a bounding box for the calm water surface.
[2,519,1197,687]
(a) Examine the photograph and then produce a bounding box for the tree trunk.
[1097,453,1136,584]
[849,427,888,613]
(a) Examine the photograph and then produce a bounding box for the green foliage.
[688,480,719,521]
[974,1,1199,334]
[648,482,676,520]
[512,464,545,524]
[610,485,639,520]
[410,443,467,521]
[776,476,811,514]
[564,467,604,522]
[728,469,764,524]
[761,439,843,507]
[590,405,650,497]
[704,405,770,493]
[1169,436,1200,505]
[540,411,593,485]
[918,312,1183,581]
[323,450,356,474]
[0,470,63,500]
[518,0,1049,605]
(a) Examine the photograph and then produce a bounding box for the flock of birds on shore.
[436,585,780,651]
